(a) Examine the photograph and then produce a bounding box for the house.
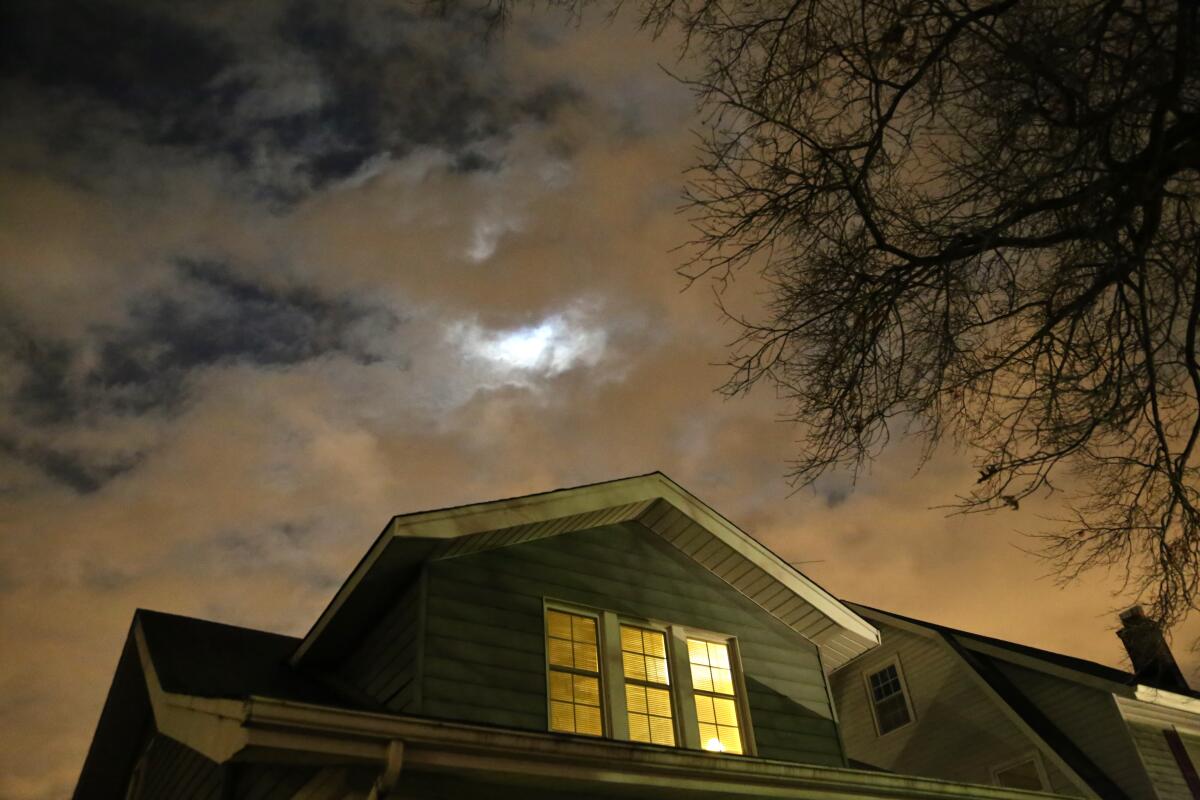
[75,473,1072,799]
[829,603,1200,799]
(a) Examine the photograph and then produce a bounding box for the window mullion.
[668,625,701,749]
[601,610,630,740]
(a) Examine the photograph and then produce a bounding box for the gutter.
[157,688,1073,799]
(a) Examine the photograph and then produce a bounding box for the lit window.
[546,609,603,736]
[866,662,912,735]
[620,625,675,745]
[688,638,744,754]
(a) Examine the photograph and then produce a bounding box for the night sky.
[2,2,1195,798]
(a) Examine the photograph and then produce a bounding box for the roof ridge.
[136,608,300,641]
[847,602,1136,683]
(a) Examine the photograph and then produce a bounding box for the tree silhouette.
[497,0,1200,628]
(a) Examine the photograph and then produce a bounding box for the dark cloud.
[0,434,141,494]
[0,261,400,491]
[4,260,401,426]
[1,0,583,201]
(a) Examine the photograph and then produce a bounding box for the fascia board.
[648,474,879,648]
[1133,685,1200,715]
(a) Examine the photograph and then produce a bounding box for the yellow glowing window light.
[546,609,603,736]
[620,625,675,746]
[688,638,743,754]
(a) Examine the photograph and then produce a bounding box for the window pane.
[649,715,676,746]
[548,639,574,668]
[573,641,599,672]
[646,687,672,718]
[711,667,734,695]
[695,695,715,723]
[645,656,671,685]
[626,684,647,713]
[547,611,572,640]
[713,697,738,727]
[688,639,710,665]
[551,701,575,732]
[691,663,714,692]
[573,675,600,706]
[572,615,597,643]
[621,626,643,653]
[643,630,667,658]
[575,704,603,736]
[623,650,647,681]
[629,712,651,742]
[549,671,572,702]
[876,694,911,733]
[717,724,743,754]
[706,641,730,669]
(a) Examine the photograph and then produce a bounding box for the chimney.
[1117,606,1190,693]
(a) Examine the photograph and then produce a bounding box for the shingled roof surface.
[137,609,343,705]
[849,603,1139,687]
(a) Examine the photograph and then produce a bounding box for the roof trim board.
[292,473,879,671]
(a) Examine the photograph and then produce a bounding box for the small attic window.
[992,753,1049,791]
[864,659,914,735]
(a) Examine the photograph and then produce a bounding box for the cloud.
[0,0,584,203]
[0,434,141,494]
[0,259,401,492]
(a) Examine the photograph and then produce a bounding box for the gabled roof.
[137,610,337,703]
[292,472,880,671]
[847,603,1140,692]
[844,603,1149,800]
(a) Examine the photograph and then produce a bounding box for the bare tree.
[630,0,1200,628]
[484,0,1200,627]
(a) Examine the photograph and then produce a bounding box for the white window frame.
[862,655,916,737]
[990,751,1050,791]
[542,599,755,755]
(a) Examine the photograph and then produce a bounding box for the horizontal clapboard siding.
[230,764,319,800]
[829,622,1081,794]
[136,735,223,800]
[1115,695,1199,800]
[338,576,423,713]
[421,522,843,766]
[991,659,1154,800]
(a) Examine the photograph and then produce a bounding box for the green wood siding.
[411,522,843,765]
[339,575,424,713]
[134,735,223,800]
[230,764,318,800]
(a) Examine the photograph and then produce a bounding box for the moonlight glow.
[455,311,607,376]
